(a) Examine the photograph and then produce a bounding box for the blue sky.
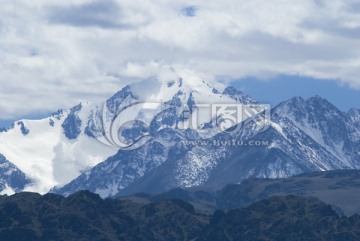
[1,1,360,128]
[233,75,360,111]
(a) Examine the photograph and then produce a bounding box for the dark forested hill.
[1,190,360,241]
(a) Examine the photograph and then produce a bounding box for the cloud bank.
[1,0,360,118]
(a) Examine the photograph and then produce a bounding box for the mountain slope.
[117,169,360,216]
[347,108,360,141]
[2,191,360,241]
[0,154,31,195]
[0,191,208,241]
[0,105,117,193]
[216,169,360,216]
[198,195,360,241]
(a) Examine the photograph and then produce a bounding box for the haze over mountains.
[0,69,359,197]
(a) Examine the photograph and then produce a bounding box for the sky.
[1,0,360,128]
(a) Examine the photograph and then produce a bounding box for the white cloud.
[0,0,360,119]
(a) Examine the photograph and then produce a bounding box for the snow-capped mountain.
[56,95,360,197]
[0,68,257,195]
[0,103,118,194]
[0,68,359,197]
[52,69,264,197]
[272,96,360,167]
[202,96,360,187]
[55,88,360,197]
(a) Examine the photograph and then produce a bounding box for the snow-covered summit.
[0,69,258,194]
[0,70,359,198]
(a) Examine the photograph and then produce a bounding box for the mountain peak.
[275,95,340,115]
[285,96,306,106]
[307,95,332,106]
[305,96,345,119]
[272,96,306,118]
[127,68,222,104]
